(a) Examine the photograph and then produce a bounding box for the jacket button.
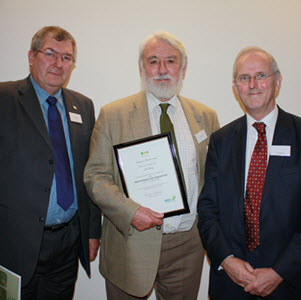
[49,159,54,165]
[44,187,50,192]
[156,225,161,230]
[39,217,45,223]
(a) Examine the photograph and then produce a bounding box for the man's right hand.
[131,206,164,231]
[221,256,255,288]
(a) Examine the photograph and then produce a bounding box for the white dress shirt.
[146,92,198,234]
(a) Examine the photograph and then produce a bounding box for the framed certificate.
[114,133,189,218]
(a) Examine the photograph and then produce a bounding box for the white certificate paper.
[114,133,189,217]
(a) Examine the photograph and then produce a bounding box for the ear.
[28,50,34,67]
[275,74,282,92]
[181,58,188,79]
[232,79,239,95]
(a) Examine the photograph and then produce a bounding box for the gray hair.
[233,46,281,81]
[30,26,77,62]
[139,31,187,71]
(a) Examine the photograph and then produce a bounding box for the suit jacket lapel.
[62,89,78,152]
[262,107,292,202]
[178,95,207,176]
[231,117,247,223]
[179,95,205,193]
[18,77,52,149]
[129,92,152,140]
[179,95,202,138]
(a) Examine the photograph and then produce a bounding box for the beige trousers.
[106,222,204,300]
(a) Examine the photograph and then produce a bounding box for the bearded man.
[84,31,219,300]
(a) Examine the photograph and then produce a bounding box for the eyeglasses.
[236,73,274,85]
[37,48,74,64]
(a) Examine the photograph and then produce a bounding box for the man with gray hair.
[84,31,219,299]
[198,46,301,299]
[0,26,101,299]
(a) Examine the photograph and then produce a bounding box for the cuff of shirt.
[218,254,234,271]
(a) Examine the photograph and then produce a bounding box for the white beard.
[141,70,183,100]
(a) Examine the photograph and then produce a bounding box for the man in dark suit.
[198,46,301,299]
[0,26,101,300]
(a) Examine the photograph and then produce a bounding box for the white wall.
[1,0,300,299]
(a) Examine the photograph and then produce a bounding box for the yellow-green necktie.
[159,103,186,192]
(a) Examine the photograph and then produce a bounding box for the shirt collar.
[146,91,178,112]
[30,75,63,107]
[246,105,278,131]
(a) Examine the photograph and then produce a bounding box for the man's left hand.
[244,268,283,297]
[89,238,100,262]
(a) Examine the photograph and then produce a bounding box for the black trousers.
[21,215,80,300]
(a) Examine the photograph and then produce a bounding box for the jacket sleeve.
[197,133,233,269]
[84,105,140,239]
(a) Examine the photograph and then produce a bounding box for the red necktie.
[244,122,267,252]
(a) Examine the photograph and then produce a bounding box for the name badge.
[195,130,207,144]
[270,145,291,157]
[69,112,82,124]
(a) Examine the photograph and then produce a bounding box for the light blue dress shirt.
[30,76,78,226]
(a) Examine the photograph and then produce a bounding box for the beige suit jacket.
[84,91,219,297]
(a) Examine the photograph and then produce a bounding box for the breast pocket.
[279,167,299,193]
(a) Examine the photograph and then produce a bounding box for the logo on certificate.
[164,195,176,203]
[140,151,149,155]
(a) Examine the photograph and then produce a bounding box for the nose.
[249,76,257,89]
[54,55,63,68]
[159,61,167,75]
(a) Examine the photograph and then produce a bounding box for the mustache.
[152,75,173,80]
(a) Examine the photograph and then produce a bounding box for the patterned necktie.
[159,103,186,191]
[47,96,74,211]
[244,122,267,252]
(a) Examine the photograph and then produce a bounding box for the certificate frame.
[113,133,189,218]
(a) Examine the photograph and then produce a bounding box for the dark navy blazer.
[198,107,301,299]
